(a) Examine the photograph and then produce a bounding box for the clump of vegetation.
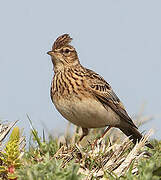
[0,126,22,180]
[0,114,160,180]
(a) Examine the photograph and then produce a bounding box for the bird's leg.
[72,128,89,160]
[79,128,89,142]
[92,126,112,149]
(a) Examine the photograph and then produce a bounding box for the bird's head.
[47,34,79,71]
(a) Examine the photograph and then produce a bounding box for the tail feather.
[119,126,153,149]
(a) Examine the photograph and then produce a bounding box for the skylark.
[47,34,153,148]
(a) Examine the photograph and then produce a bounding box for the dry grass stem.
[0,120,18,142]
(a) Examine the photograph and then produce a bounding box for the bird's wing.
[85,69,137,128]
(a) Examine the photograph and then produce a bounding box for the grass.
[0,114,160,180]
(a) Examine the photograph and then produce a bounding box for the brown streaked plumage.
[47,34,153,149]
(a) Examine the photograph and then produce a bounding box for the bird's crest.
[52,34,72,50]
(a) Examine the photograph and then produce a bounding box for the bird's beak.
[47,51,55,56]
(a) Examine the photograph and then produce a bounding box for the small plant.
[0,127,21,180]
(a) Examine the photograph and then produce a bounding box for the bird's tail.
[119,126,153,149]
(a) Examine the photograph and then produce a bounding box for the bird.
[47,34,153,149]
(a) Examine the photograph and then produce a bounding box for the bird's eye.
[64,48,70,54]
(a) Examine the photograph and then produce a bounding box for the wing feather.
[85,69,137,128]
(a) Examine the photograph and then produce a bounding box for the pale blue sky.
[0,0,161,139]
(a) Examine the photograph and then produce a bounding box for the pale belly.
[53,96,121,128]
